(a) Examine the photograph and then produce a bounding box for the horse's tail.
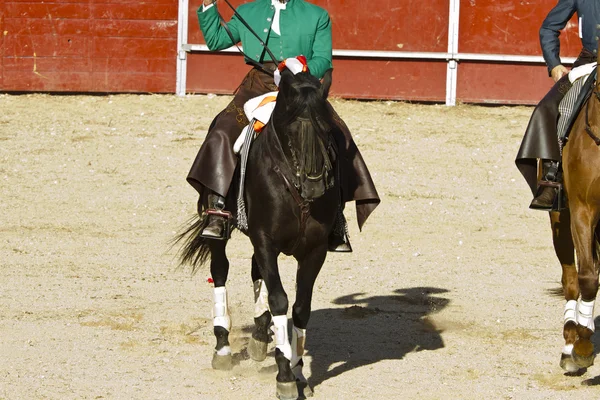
[172,215,211,275]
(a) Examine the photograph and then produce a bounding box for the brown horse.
[551,66,600,373]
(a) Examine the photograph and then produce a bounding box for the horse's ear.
[278,68,296,102]
[319,69,333,99]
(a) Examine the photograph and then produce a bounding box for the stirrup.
[532,181,566,211]
[200,209,233,240]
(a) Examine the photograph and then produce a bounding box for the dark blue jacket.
[539,0,600,74]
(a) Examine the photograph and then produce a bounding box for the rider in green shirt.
[187,0,379,251]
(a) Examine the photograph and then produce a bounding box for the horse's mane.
[275,71,333,139]
[272,70,335,190]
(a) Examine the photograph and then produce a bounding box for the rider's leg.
[202,191,229,238]
[529,159,560,210]
[328,205,352,252]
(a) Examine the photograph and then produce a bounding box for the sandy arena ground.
[2,92,600,399]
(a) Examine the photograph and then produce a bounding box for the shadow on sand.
[302,286,450,389]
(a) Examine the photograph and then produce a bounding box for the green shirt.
[197,0,333,79]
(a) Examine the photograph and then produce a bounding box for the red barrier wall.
[1,0,178,92]
[456,0,581,104]
[0,0,588,104]
[185,0,451,101]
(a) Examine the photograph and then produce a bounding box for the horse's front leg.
[291,244,328,398]
[569,205,599,369]
[550,210,580,372]
[252,239,297,400]
[209,239,233,370]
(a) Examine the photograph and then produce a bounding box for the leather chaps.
[515,48,597,194]
[186,65,380,230]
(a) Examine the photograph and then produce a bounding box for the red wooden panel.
[330,59,446,101]
[187,0,215,45]
[92,19,177,38]
[2,70,92,91]
[459,0,580,57]
[91,4,177,20]
[5,3,90,19]
[187,0,449,52]
[3,56,91,72]
[186,52,248,94]
[456,62,553,105]
[0,4,4,88]
[186,53,446,101]
[4,18,91,35]
[314,0,449,52]
[93,57,175,74]
[2,69,173,92]
[91,37,176,58]
[89,0,175,4]
[89,72,173,92]
[4,34,90,57]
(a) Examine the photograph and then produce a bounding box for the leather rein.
[585,88,600,146]
[216,0,278,76]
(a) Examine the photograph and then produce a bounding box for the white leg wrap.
[291,326,306,369]
[577,299,595,332]
[213,286,231,331]
[253,279,269,318]
[563,343,574,355]
[564,300,577,324]
[272,315,292,361]
[216,346,232,356]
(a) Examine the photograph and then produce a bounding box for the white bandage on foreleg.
[291,326,306,369]
[563,343,574,355]
[213,286,231,331]
[564,300,577,324]
[272,315,292,361]
[253,279,269,318]
[577,299,595,332]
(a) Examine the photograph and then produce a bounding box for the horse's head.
[273,68,333,138]
[272,68,336,200]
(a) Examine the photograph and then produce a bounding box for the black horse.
[176,67,339,399]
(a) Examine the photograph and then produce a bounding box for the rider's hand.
[551,65,569,82]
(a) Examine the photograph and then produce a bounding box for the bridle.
[584,86,600,146]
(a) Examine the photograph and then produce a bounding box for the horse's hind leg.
[550,210,580,372]
[290,245,328,398]
[248,254,271,362]
[569,205,599,369]
[209,239,233,371]
[252,242,297,400]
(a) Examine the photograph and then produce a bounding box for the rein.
[584,89,600,146]
[216,0,278,76]
[268,122,311,253]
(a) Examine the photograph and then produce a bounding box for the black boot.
[529,160,560,211]
[201,193,231,239]
[328,207,352,253]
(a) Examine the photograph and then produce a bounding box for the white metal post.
[446,0,460,106]
[176,0,190,96]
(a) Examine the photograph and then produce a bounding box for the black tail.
[172,216,211,275]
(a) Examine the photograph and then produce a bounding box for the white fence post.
[176,0,189,96]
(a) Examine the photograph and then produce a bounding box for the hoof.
[212,352,233,371]
[560,353,582,373]
[297,380,313,398]
[276,381,298,400]
[572,350,595,369]
[248,337,268,362]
